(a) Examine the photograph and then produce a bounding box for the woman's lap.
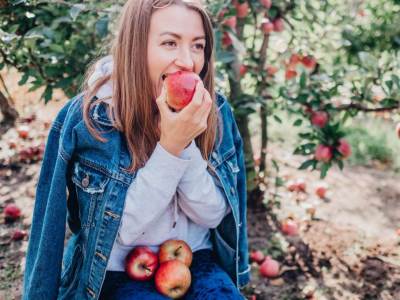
[99,249,244,300]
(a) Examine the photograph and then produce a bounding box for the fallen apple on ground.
[164,71,201,111]
[155,260,191,299]
[125,246,159,281]
[4,204,22,223]
[250,250,265,264]
[259,256,280,278]
[158,239,193,267]
[281,219,299,236]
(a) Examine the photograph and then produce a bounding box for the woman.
[23,0,250,299]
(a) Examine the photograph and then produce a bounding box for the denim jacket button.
[82,174,90,188]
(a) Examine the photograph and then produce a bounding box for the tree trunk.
[0,90,19,135]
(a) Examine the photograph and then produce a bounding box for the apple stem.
[175,245,182,255]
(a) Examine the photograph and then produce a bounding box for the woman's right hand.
[156,80,212,156]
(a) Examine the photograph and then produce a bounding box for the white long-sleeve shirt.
[106,140,231,271]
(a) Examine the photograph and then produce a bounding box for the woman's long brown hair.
[81,0,221,173]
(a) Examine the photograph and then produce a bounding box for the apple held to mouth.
[164,71,201,111]
[125,246,159,281]
[158,239,193,267]
[155,260,192,299]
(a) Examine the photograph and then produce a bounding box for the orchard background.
[1,0,400,299]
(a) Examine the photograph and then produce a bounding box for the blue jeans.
[99,249,244,299]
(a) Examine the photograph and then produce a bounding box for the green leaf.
[320,163,330,179]
[273,115,282,123]
[300,71,307,89]
[298,159,316,170]
[42,86,53,104]
[337,159,344,170]
[18,72,30,85]
[70,4,86,21]
[293,119,303,126]
[272,159,279,172]
[96,16,109,38]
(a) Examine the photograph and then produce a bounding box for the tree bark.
[0,90,19,135]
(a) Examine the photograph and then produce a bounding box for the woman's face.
[147,4,206,97]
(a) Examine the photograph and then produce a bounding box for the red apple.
[301,55,317,69]
[315,186,327,199]
[266,66,278,76]
[337,139,351,159]
[272,18,284,32]
[285,69,297,80]
[296,179,306,192]
[4,204,21,223]
[222,31,233,47]
[259,0,272,9]
[164,71,201,111]
[396,123,400,139]
[311,111,329,128]
[235,1,249,19]
[11,229,27,241]
[261,18,274,34]
[155,260,191,299]
[281,219,299,236]
[239,64,248,76]
[250,250,265,264]
[315,144,333,162]
[259,256,280,278]
[125,246,159,281]
[17,125,30,139]
[159,239,193,267]
[289,53,302,66]
[223,16,237,29]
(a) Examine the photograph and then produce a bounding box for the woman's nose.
[174,48,194,70]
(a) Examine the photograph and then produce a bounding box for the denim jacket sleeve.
[23,95,81,300]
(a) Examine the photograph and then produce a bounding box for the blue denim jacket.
[22,92,250,300]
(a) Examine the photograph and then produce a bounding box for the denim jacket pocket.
[71,161,110,228]
[59,244,83,300]
[211,228,236,280]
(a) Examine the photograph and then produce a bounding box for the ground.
[0,69,399,299]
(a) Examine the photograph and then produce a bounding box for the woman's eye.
[195,43,205,50]
[163,41,176,47]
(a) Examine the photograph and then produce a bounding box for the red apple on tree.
[315,144,333,162]
[285,69,297,80]
[223,16,237,29]
[259,0,272,9]
[259,256,280,278]
[261,18,274,34]
[250,250,265,264]
[396,123,400,139]
[155,260,191,299]
[337,139,351,159]
[272,18,284,32]
[222,31,233,47]
[266,66,278,76]
[164,71,201,111]
[125,246,159,281]
[301,55,317,69]
[311,111,329,128]
[158,239,193,267]
[239,64,248,76]
[235,1,249,19]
